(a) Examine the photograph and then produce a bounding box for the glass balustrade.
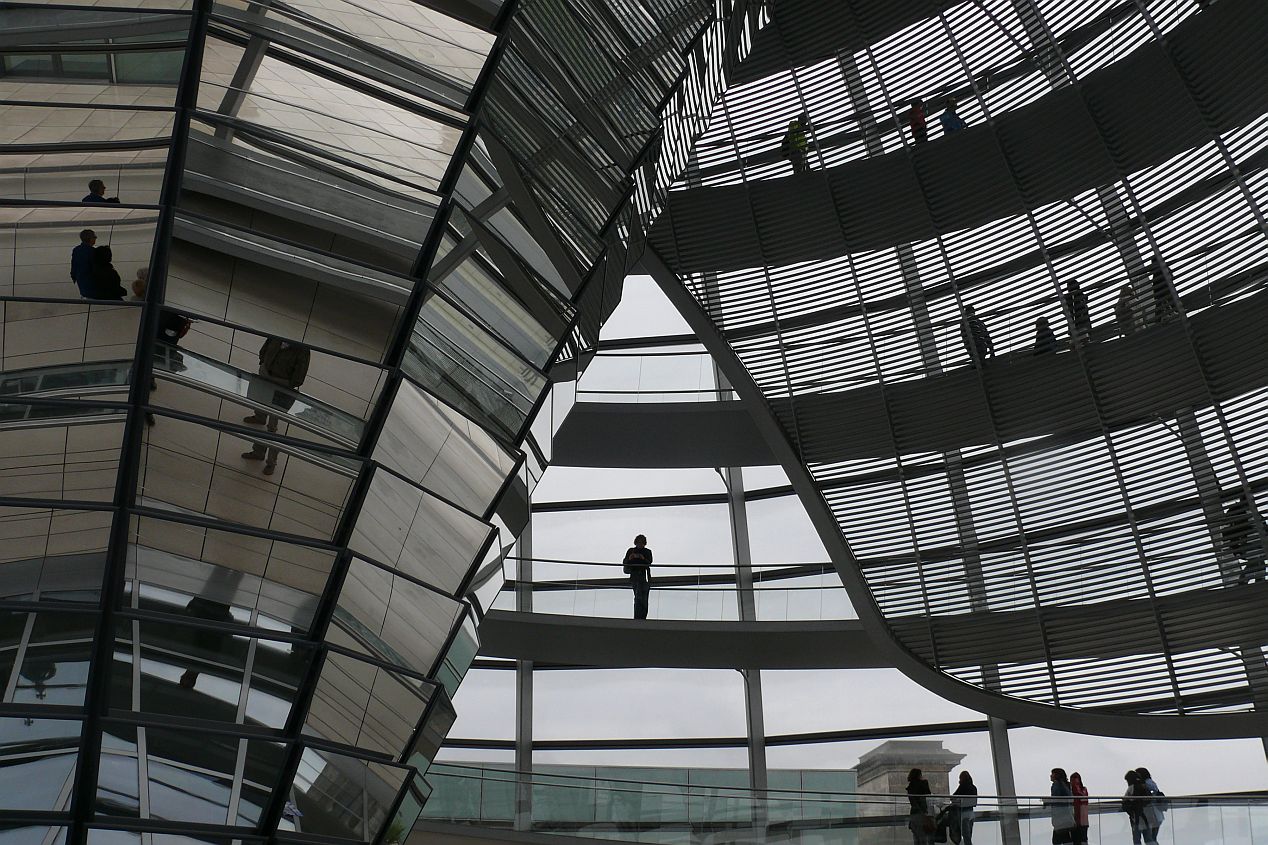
[419,763,1268,845]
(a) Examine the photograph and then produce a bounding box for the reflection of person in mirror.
[82,179,120,204]
[70,229,97,297]
[243,337,311,476]
[89,246,127,300]
[131,270,191,427]
[622,534,653,620]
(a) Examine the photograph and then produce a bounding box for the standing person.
[1135,768,1166,845]
[940,97,968,134]
[908,98,928,144]
[242,336,310,476]
[622,534,653,620]
[1070,772,1089,845]
[1063,279,1092,345]
[82,179,120,204]
[70,229,97,298]
[1048,768,1076,845]
[1115,281,1137,337]
[951,770,977,845]
[961,305,994,368]
[88,246,127,300]
[906,768,934,845]
[1034,316,1059,355]
[1222,492,1267,583]
[1122,771,1150,845]
[780,112,811,174]
[1148,258,1179,324]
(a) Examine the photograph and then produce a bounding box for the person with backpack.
[623,534,653,620]
[242,336,311,476]
[1135,767,1166,845]
[780,112,812,174]
[89,245,127,300]
[906,768,934,845]
[130,269,191,427]
[1122,771,1151,845]
[1221,492,1266,584]
[1070,772,1089,845]
[1048,768,1076,844]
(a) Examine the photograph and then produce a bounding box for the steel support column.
[515,516,534,832]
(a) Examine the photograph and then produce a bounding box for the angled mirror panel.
[374,377,517,516]
[1,208,159,301]
[334,556,462,678]
[195,38,462,193]
[9,609,96,707]
[0,148,168,205]
[283,746,408,842]
[0,106,176,147]
[303,638,433,759]
[166,228,406,365]
[130,515,335,634]
[403,291,546,443]
[180,124,438,278]
[349,468,493,596]
[117,618,313,730]
[136,412,357,542]
[149,318,380,451]
[255,0,494,94]
[0,716,79,812]
[0,412,125,503]
[0,506,111,604]
[0,301,139,376]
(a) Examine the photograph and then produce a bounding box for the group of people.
[778,98,969,173]
[960,260,1182,368]
[68,180,140,300]
[905,767,1167,845]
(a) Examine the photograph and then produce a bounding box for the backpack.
[176,317,192,339]
[1149,787,1170,812]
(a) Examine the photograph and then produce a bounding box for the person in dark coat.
[907,768,933,845]
[623,534,653,620]
[82,179,120,204]
[70,229,97,297]
[1222,492,1266,584]
[1049,768,1076,845]
[940,97,968,134]
[1034,317,1059,355]
[951,770,978,845]
[1063,279,1092,345]
[242,336,311,475]
[1122,771,1150,845]
[88,246,127,300]
[961,305,994,368]
[909,99,928,144]
[1148,258,1179,324]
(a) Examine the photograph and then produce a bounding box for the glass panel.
[375,378,517,515]
[150,321,382,450]
[0,416,125,503]
[0,104,176,145]
[195,44,461,192]
[350,467,494,595]
[122,619,313,730]
[404,291,546,443]
[334,556,462,676]
[0,830,67,845]
[180,122,437,278]
[136,413,358,542]
[130,515,337,634]
[303,641,433,758]
[166,221,406,364]
[142,728,285,826]
[289,746,408,842]
[0,717,80,811]
[0,507,111,603]
[0,148,168,205]
[12,611,95,706]
[0,208,159,300]
[433,613,476,699]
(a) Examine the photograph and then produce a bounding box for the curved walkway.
[650,0,1268,274]
[554,274,1268,467]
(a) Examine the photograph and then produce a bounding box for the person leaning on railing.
[907,768,934,845]
[950,770,978,845]
[1049,768,1076,845]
